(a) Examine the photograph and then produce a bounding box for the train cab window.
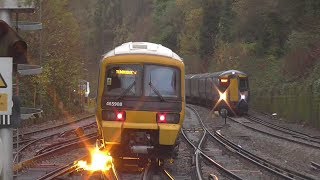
[104,65,142,97]
[144,65,180,98]
[239,78,249,91]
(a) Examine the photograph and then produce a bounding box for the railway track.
[246,114,320,144]
[228,116,320,149]
[141,159,175,180]
[255,111,320,139]
[183,106,245,179]
[39,155,174,180]
[181,128,243,180]
[36,159,84,180]
[37,155,120,180]
[14,114,95,144]
[13,122,96,163]
[14,133,98,172]
[185,105,315,180]
[14,127,97,180]
[13,113,176,180]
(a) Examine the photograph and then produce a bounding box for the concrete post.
[0,9,14,180]
[0,128,13,179]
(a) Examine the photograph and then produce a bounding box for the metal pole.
[38,0,42,108]
[0,9,14,180]
[39,0,42,66]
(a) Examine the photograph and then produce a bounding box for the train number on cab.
[106,101,123,107]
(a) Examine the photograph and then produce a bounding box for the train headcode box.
[0,58,12,128]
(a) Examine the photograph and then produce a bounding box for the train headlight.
[102,110,126,121]
[156,113,180,124]
[240,94,246,100]
[219,91,227,102]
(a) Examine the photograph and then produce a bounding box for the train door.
[228,76,239,102]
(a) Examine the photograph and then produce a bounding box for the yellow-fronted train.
[185,70,249,116]
[96,42,185,163]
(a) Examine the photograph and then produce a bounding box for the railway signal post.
[220,108,228,124]
[0,58,13,180]
[1,2,34,178]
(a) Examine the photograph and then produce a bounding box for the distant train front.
[186,70,249,115]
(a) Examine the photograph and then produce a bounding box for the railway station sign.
[0,58,12,117]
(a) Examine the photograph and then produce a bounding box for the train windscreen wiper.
[148,77,166,102]
[117,81,136,100]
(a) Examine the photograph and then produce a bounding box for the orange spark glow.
[75,146,113,172]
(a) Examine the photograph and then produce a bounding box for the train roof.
[185,74,194,79]
[102,42,183,61]
[186,70,248,78]
[190,73,211,79]
[219,70,247,77]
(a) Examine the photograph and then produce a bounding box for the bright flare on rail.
[75,146,113,172]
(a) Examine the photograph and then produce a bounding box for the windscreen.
[104,65,142,96]
[144,65,180,98]
[239,78,249,91]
